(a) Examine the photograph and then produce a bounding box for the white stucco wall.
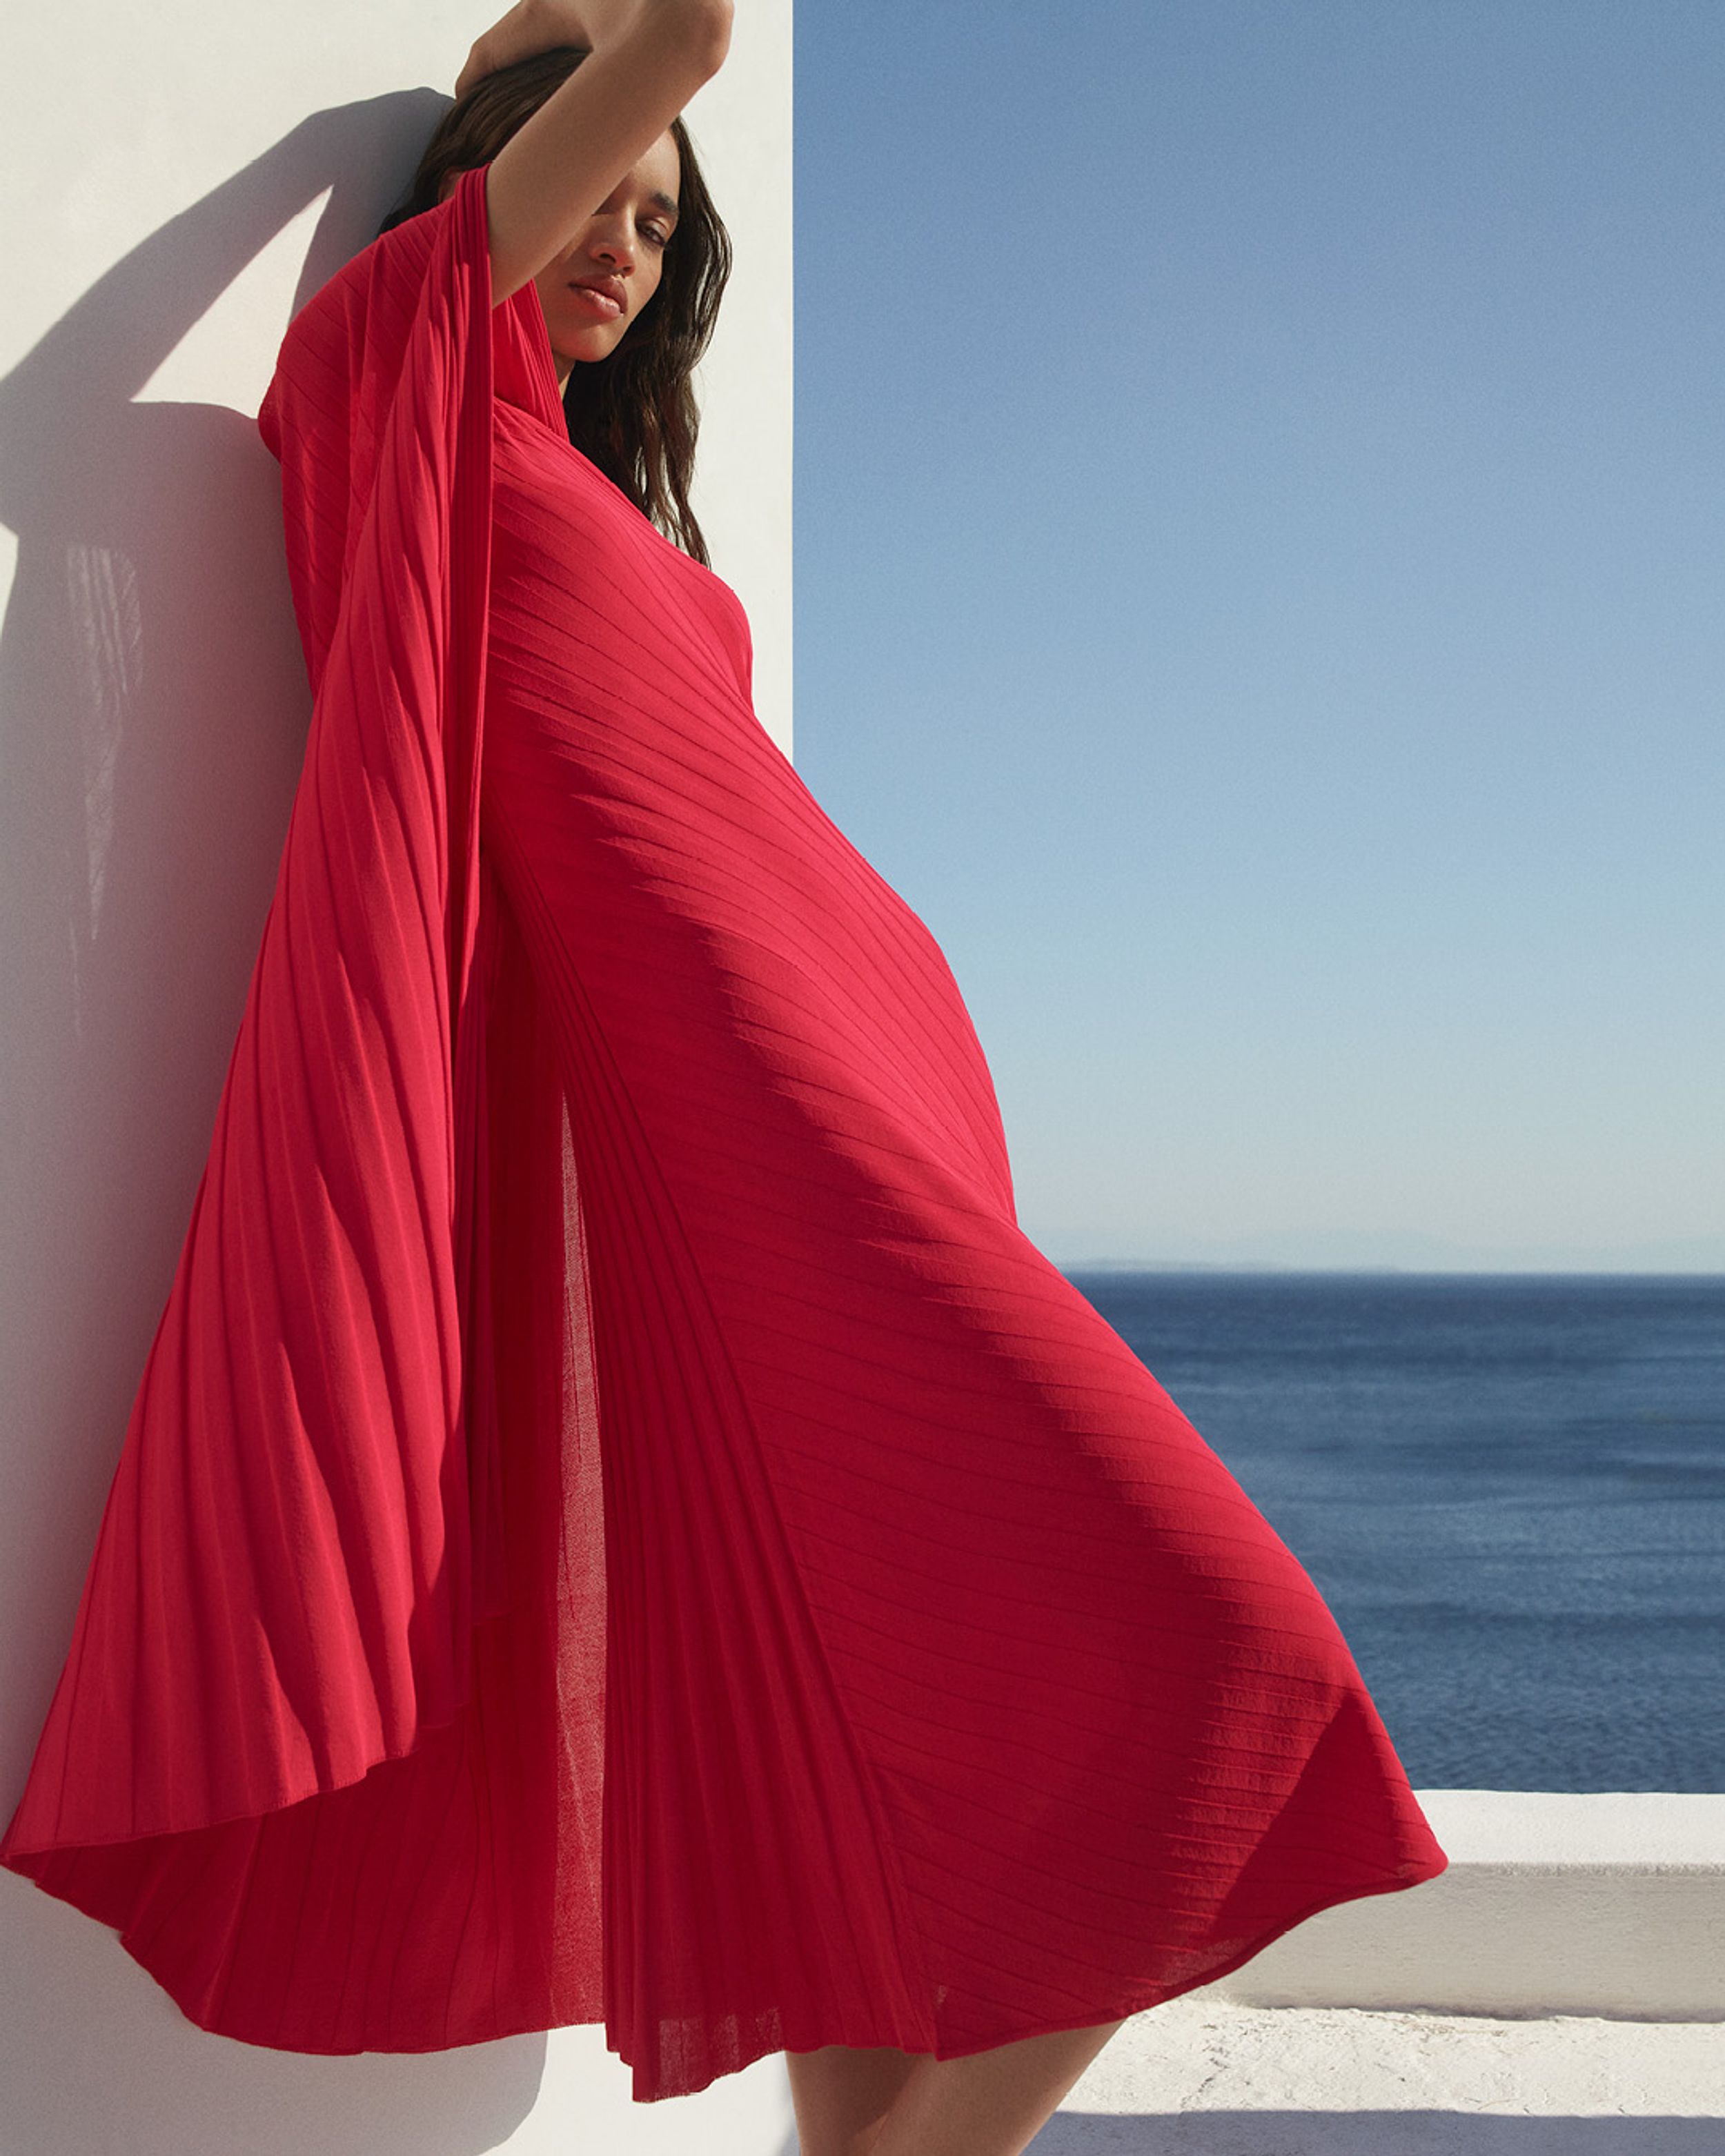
[0,5,793,2151]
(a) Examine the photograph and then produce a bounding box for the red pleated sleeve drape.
[1,164,610,2052]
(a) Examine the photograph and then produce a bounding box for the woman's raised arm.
[466,0,733,305]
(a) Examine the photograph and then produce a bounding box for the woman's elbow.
[660,0,734,78]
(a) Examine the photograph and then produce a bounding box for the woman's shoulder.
[256,176,495,688]
[284,197,455,365]
[259,190,473,464]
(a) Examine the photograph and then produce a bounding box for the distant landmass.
[1039,1227,1725,1275]
[1060,1258,1392,1273]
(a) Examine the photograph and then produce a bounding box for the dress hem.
[64,1844,1451,2104]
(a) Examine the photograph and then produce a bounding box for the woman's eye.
[644,226,672,248]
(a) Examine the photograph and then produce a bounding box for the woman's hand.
[457,0,643,99]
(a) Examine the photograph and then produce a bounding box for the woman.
[0,4,1448,2151]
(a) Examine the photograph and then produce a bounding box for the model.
[0,6,1448,2153]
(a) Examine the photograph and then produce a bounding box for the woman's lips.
[570,284,623,319]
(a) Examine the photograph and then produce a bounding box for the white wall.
[0,4,793,2150]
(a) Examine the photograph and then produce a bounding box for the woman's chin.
[544,317,623,369]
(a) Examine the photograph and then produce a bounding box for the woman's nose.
[589,220,637,267]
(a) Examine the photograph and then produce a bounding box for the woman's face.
[533,132,682,388]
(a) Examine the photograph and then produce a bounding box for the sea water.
[1061,1269,1725,1794]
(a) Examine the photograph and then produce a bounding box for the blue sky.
[791,0,1722,1272]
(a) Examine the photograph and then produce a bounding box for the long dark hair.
[379,48,732,566]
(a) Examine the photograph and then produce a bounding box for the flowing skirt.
[455,402,1450,2098]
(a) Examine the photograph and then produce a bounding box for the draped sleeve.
[1,162,560,1857]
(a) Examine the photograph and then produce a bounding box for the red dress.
[0,162,1447,2101]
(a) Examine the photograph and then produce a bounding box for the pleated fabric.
[1,161,1447,2101]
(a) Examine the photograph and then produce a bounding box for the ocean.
[1058,1269,1725,1794]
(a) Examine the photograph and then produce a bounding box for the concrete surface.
[1211,1792,1725,2019]
[1045,1990,1725,2153]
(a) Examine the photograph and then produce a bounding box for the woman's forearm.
[477,0,733,304]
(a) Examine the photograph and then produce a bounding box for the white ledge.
[1205,1790,1725,2020]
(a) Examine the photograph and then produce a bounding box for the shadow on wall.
[0,88,575,2156]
